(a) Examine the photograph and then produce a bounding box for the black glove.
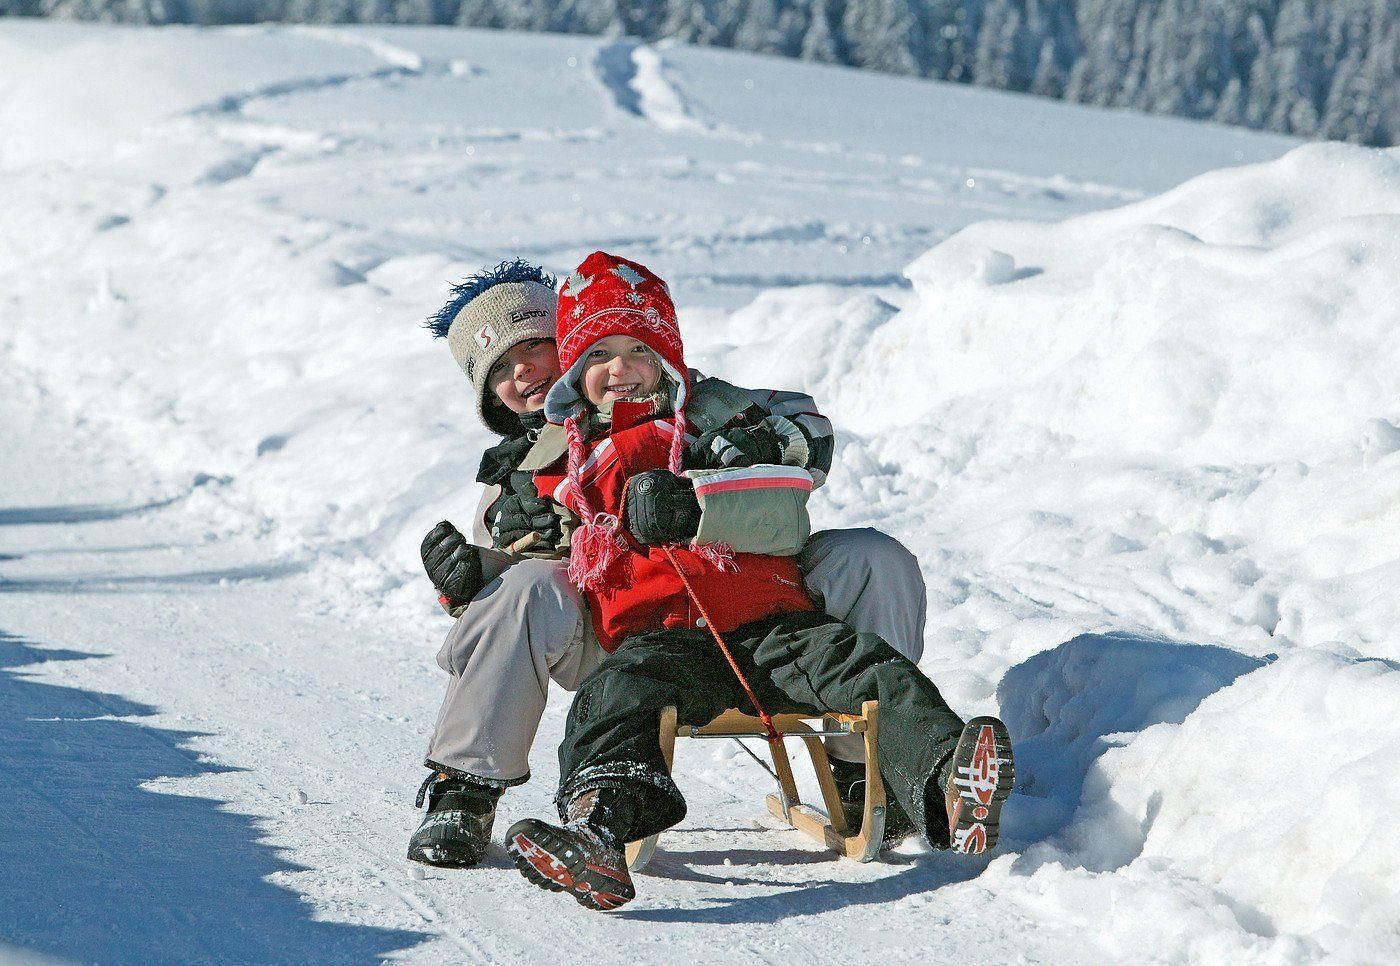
[684,422,785,470]
[625,471,701,545]
[420,521,485,606]
[489,472,563,550]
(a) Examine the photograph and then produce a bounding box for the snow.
[2,19,1397,964]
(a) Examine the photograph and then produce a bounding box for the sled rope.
[660,544,781,746]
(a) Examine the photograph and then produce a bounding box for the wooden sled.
[624,700,885,871]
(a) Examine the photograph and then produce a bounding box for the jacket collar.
[608,395,668,433]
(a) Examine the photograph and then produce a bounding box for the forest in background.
[3,0,1396,146]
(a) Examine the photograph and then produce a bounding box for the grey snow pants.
[424,527,927,784]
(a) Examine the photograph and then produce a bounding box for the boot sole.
[505,819,635,911]
[946,716,1015,854]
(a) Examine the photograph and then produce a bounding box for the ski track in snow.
[289,25,429,73]
[184,24,483,120]
[584,39,1134,215]
[590,40,710,134]
[590,39,647,120]
[110,24,1150,302]
[7,20,1393,966]
[185,64,426,119]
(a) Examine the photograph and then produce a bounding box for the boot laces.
[415,771,451,809]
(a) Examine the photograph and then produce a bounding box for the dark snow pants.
[555,611,965,845]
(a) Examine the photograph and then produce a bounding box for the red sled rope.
[660,544,782,748]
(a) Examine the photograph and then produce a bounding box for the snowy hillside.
[17,0,1399,146]
[2,20,1397,964]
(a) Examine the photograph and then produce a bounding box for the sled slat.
[626,701,885,872]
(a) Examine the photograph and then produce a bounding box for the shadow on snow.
[0,497,182,526]
[0,561,307,594]
[0,631,425,962]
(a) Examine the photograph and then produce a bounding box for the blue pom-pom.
[425,259,557,339]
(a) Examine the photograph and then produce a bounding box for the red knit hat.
[544,251,687,420]
[543,251,696,590]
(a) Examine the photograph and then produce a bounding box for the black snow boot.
[407,770,503,868]
[505,787,637,911]
[831,757,915,848]
[925,716,1015,854]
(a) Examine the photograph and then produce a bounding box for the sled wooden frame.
[624,700,885,871]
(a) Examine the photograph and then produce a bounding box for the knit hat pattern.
[543,251,697,591]
[444,279,557,436]
[544,251,688,426]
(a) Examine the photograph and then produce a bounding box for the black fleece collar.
[476,408,548,485]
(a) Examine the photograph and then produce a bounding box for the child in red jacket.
[506,252,1014,911]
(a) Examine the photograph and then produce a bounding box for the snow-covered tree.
[840,0,927,76]
[13,0,1396,146]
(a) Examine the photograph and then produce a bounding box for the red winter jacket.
[534,401,814,652]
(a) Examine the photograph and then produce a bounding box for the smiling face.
[579,335,663,408]
[488,337,560,414]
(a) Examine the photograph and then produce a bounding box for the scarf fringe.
[568,512,627,591]
[689,539,737,572]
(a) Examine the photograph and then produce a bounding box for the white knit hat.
[429,261,558,436]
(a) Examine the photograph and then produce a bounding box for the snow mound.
[896,143,1400,465]
[996,631,1267,845]
[720,142,1400,661]
[732,142,1400,463]
[630,44,709,134]
[713,148,1400,959]
[1010,644,1400,961]
[714,145,1400,956]
[986,634,1400,961]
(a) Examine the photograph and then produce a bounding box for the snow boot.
[505,787,637,911]
[928,716,1015,854]
[830,757,914,848]
[407,770,502,868]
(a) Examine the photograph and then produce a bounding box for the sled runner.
[624,700,885,871]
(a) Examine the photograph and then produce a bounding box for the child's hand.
[684,423,784,470]
[624,471,701,545]
[420,521,486,609]
[490,473,564,551]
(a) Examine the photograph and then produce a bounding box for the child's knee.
[574,648,727,726]
[833,528,920,580]
[496,558,577,610]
